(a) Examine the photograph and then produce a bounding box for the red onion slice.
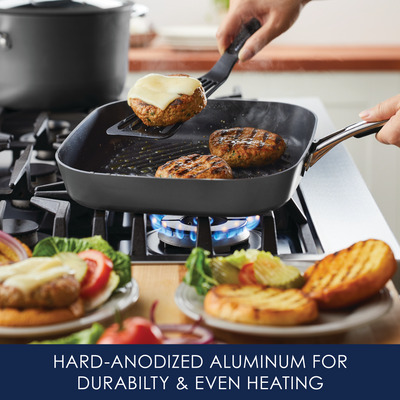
[0,230,29,263]
[150,300,214,344]
[159,324,214,344]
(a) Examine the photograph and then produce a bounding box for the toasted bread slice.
[204,284,318,326]
[302,239,397,309]
[0,298,84,327]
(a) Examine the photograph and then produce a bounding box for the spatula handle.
[225,18,262,56]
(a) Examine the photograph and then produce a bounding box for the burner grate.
[29,181,322,262]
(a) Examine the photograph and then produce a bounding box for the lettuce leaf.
[30,323,104,344]
[183,247,218,296]
[32,236,131,289]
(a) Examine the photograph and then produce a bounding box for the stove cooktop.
[1,97,399,289]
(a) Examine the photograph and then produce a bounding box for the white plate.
[156,25,218,50]
[0,279,139,339]
[175,261,393,337]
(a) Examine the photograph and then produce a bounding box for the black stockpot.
[0,0,147,111]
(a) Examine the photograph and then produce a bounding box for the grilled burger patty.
[129,74,207,127]
[155,154,233,179]
[0,275,80,309]
[209,127,286,168]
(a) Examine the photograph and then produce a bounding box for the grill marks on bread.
[223,285,310,310]
[305,241,385,290]
[204,284,318,326]
[155,154,233,179]
[202,239,396,327]
[209,127,286,168]
[302,239,397,309]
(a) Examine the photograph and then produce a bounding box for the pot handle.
[304,119,387,171]
[131,3,149,18]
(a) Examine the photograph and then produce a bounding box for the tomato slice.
[78,249,113,298]
[238,262,258,285]
[97,317,163,344]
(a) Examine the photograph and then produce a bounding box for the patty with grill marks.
[209,127,286,168]
[155,154,233,179]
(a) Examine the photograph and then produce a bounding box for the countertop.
[129,45,400,72]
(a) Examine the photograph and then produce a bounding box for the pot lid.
[0,0,134,13]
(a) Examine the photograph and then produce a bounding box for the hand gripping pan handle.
[304,120,387,171]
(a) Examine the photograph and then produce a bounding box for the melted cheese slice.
[0,257,74,294]
[3,266,74,293]
[127,74,202,110]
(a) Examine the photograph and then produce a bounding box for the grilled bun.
[204,284,318,326]
[0,297,84,327]
[302,239,397,309]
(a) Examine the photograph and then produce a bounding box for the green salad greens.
[183,247,304,295]
[30,323,104,344]
[32,235,131,289]
[183,248,218,296]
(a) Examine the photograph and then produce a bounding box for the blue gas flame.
[150,215,260,242]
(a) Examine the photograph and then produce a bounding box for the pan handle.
[304,120,387,171]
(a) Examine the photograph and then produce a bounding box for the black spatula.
[106,18,261,140]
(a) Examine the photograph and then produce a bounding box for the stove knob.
[0,33,12,50]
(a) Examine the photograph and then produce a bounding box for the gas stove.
[1,98,399,290]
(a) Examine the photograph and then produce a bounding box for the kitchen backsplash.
[138,0,400,45]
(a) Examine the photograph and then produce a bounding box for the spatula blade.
[106,120,184,139]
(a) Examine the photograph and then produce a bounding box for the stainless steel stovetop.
[1,97,399,290]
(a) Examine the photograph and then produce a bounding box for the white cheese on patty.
[127,74,201,110]
[0,258,75,294]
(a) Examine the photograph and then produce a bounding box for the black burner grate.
[30,181,321,263]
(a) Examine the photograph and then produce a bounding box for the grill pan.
[56,99,385,217]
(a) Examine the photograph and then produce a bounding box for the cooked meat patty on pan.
[209,127,286,168]
[0,275,80,309]
[128,74,207,126]
[155,154,233,179]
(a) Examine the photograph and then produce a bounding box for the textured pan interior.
[56,99,317,215]
[60,99,315,178]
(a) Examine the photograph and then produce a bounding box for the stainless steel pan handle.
[304,120,387,171]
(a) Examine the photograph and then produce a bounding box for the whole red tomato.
[97,317,164,344]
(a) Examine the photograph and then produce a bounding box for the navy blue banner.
[0,344,398,399]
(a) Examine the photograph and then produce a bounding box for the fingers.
[216,12,243,55]
[238,11,291,61]
[217,0,306,61]
[359,94,400,121]
[375,113,400,147]
[359,94,400,147]
[238,24,273,61]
